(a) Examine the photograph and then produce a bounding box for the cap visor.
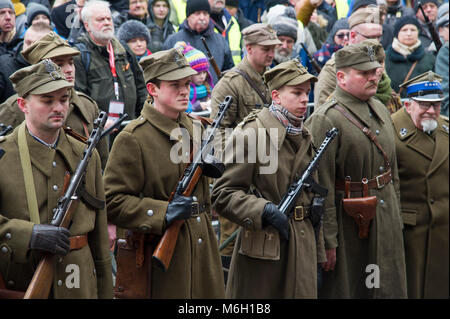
[411,94,445,102]
[157,66,198,81]
[351,61,381,71]
[42,47,80,59]
[29,79,73,95]
[257,39,282,46]
[284,73,318,86]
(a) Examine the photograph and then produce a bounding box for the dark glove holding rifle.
[165,193,193,226]
[262,202,290,241]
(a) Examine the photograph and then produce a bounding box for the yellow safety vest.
[213,16,242,66]
[336,0,350,20]
[172,0,187,25]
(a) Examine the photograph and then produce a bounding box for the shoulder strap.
[398,61,418,96]
[334,104,391,170]
[234,68,269,107]
[73,42,91,71]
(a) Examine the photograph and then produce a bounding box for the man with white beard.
[392,71,449,299]
[73,0,147,126]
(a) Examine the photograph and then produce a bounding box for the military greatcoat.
[392,108,449,299]
[104,101,225,298]
[212,108,326,298]
[0,127,113,298]
[305,86,407,298]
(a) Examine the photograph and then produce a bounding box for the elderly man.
[392,71,449,299]
[414,0,440,52]
[163,0,234,84]
[73,0,147,125]
[0,60,113,298]
[314,5,384,107]
[305,43,407,298]
[209,23,280,281]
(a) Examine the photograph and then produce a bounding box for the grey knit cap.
[117,20,151,45]
[0,0,14,12]
[271,16,298,42]
[26,2,51,27]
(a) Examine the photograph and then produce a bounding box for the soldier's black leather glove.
[261,202,290,241]
[165,193,193,226]
[29,224,70,256]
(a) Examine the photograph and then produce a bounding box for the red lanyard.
[108,42,120,100]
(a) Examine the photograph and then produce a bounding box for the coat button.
[7,280,14,287]
[1,246,8,253]
[380,199,385,205]
[58,257,63,263]
[5,233,11,239]
[52,161,57,167]
[196,216,201,223]
[192,196,198,202]
[147,210,153,216]
[430,199,435,204]
[53,185,58,191]
[198,238,203,244]
[379,166,384,172]
[300,230,305,237]
[375,130,380,135]
[140,226,149,232]
[57,280,63,286]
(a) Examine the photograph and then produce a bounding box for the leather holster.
[342,177,377,239]
[114,231,153,299]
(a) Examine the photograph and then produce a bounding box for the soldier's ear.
[271,89,280,104]
[404,99,412,114]
[17,97,29,115]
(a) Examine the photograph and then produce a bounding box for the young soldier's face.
[19,88,71,134]
[148,77,191,119]
[272,81,311,117]
[51,55,76,84]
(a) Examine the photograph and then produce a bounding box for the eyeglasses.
[417,101,441,111]
[354,30,382,41]
[335,32,350,39]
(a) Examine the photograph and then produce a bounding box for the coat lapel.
[427,118,449,177]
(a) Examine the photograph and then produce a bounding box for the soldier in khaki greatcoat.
[305,43,407,298]
[0,60,113,298]
[211,59,326,298]
[209,23,281,276]
[104,48,225,298]
[392,71,449,299]
[0,32,109,169]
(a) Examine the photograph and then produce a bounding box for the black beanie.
[26,2,51,27]
[393,15,422,37]
[226,0,239,8]
[264,0,289,12]
[414,0,440,13]
[351,0,377,14]
[186,0,211,17]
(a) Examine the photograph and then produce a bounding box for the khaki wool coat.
[392,108,449,299]
[211,108,326,298]
[0,89,109,169]
[313,55,337,108]
[210,55,271,256]
[104,101,225,299]
[305,86,407,299]
[0,127,113,298]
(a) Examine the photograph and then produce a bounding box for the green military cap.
[242,23,282,46]
[21,31,80,64]
[263,58,317,92]
[348,5,381,29]
[9,59,73,97]
[139,48,197,83]
[335,42,381,71]
[361,39,385,63]
[399,71,444,102]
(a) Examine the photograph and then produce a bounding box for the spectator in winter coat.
[117,19,152,60]
[314,18,349,68]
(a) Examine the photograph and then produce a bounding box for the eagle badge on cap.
[43,59,62,81]
[366,46,375,62]
[400,128,407,137]
[174,47,185,67]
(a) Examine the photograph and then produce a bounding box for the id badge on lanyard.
[108,42,124,120]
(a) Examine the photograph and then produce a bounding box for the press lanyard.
[108,42,120,101]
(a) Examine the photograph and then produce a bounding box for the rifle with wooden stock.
[418,1,442,52]
[152,96,232,272]
[201,36,222,79]
[23,111,107,299]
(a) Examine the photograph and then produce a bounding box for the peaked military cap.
[9,59,73,97]
[399,71,444,102]
[242,23,282,46]
[21,32,80,64]
[335,42,381,71]
[139,48,197,83]
[263,59,317,92]
[348,5,381,29]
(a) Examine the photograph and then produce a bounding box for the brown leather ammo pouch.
[342,177,377,239]
[114,231,152,299]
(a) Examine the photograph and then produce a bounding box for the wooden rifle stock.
[418,2,442,51]
[201,37,222,79]
[152,167,203,272]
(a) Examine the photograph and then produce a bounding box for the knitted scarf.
[269,102,304,135]
[375,72,393,105]
[392,37,422,57]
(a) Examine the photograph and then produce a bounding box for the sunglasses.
[335,32,350,39]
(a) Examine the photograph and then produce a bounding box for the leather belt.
[335,170,392,192]
[70,234,88,250]
[292,206,310,221]
[191,202,207,217]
